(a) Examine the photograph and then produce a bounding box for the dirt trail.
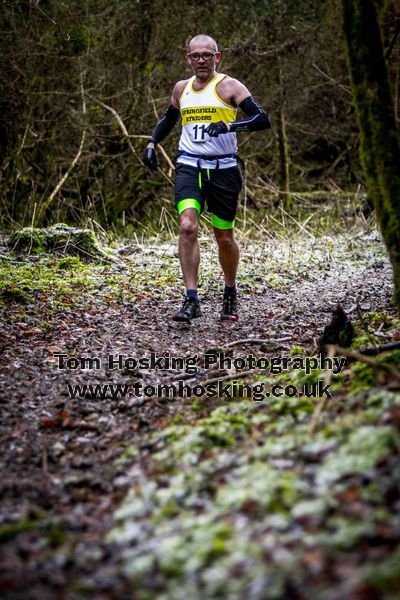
[0,230,398,599]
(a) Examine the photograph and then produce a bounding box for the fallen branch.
[358,341,400,356]
[308,342,400,434]
[198,369,263,387]
[335,345,400,380]
[224,337,291,349]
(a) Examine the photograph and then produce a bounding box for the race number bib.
[190,124,210,143]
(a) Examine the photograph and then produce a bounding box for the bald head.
[188,35,218,53]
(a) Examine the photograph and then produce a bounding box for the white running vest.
[178,73,238,169]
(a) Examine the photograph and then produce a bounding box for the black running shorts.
[174,163,243,226]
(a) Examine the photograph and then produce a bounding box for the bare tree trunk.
[277,58,292,211]
[342,0,400,309]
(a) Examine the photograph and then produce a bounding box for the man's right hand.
[143,145,159,170]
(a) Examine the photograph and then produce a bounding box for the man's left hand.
[205,121,229,137]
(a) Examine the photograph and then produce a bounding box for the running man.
[143,34,271,322]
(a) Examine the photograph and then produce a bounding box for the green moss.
[291,497,334,519]
[380,349,400,367]
[0,257,94,307]
[348,349,400,396]
[108,381,400,599]
[0,508,45,542]
[216,462,306,512]
[279,367,324,387]
[0,518,67,547]
[268,395,314,416]
[363,310,393,329]
[316,426,397,487]
[289,345,307,356]
[8,228,46,253]
[322,517,375,550]
[149,407,252,468]
[361,548,400,591]
[47,526,67,547]
[8,224,113,260]
[348,362,377,395]
[266,273,290,289]
[351,332,380,349]
[57,256,84,270]
[0,283,29,303]
[171,414,184,425]
[0,518,39,542]
[366,390,400,409]
[191,398,203,412]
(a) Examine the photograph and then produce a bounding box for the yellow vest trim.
[190,73,219,94]
[213,75,236,109]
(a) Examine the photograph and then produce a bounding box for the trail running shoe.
[220,294,239,321]
[173,297,201,323]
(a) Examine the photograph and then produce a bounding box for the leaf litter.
[0,227,400,599]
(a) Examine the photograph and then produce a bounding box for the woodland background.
[2,3,400,599]
[1,0,398,231]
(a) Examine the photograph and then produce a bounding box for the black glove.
[143,146,159,170]
[205,121,229,137]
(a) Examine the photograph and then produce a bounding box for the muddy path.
[1,229,399,599]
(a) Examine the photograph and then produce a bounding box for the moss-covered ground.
[0,225,399,599]
[111,394,400,600]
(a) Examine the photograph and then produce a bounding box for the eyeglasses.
[188,52,216,62]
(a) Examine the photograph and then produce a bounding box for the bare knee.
[180,216,198,238]
[215,230,235,250]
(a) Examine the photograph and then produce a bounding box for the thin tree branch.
[44,73,87,212]
[87,95,174,182]
[128,135,175,172]
[148,87,160,121]
[312,62,352,95]
[86,93,142,164]
[385,22,400,60]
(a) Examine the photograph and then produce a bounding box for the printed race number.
[191,124,210,143]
